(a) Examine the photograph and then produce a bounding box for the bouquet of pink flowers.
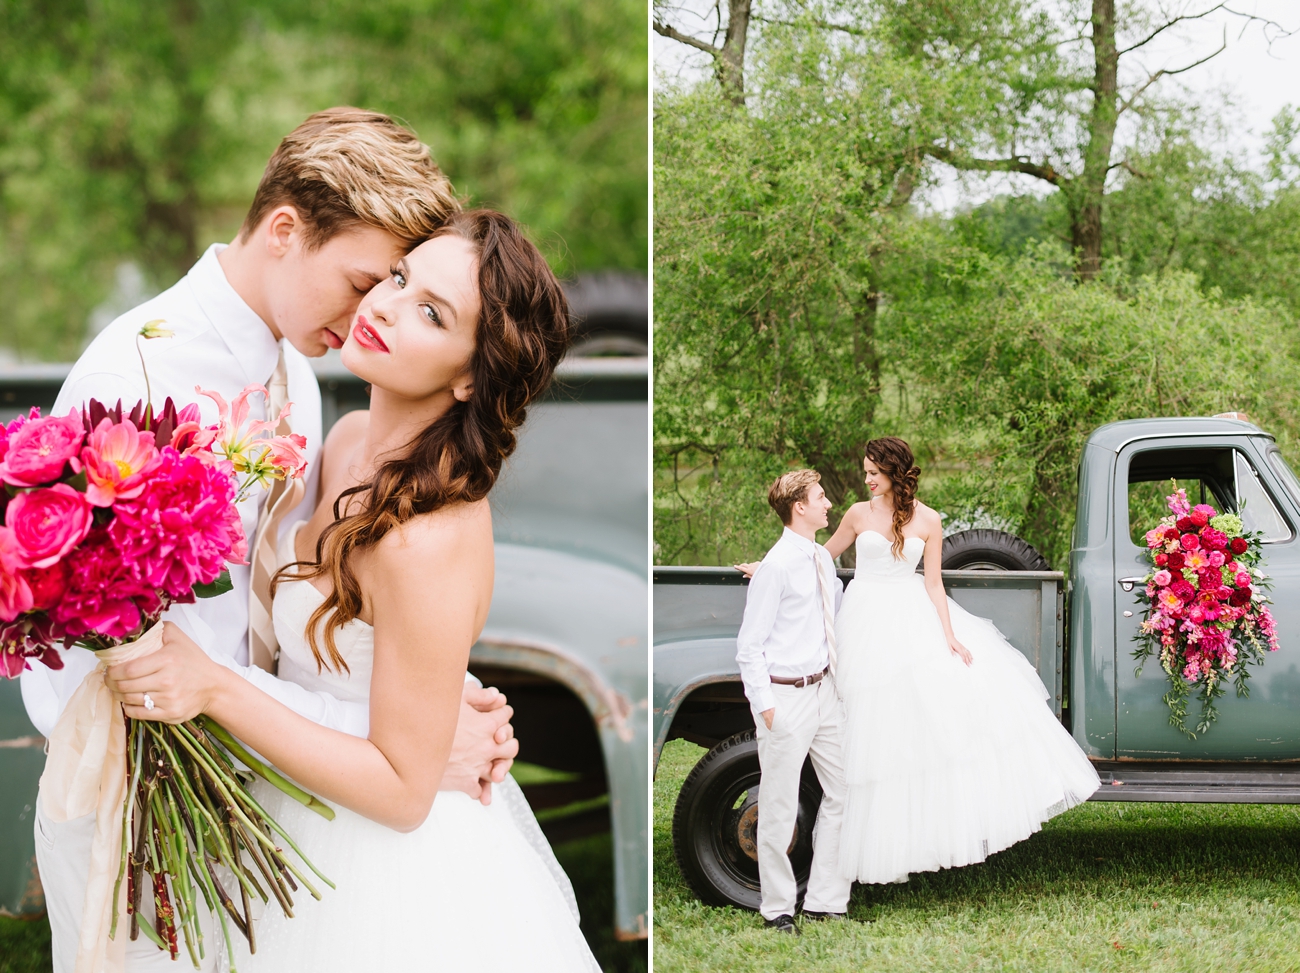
[0,379,324,970]
[1132,483,1280,738]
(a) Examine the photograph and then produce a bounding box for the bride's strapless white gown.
[232,530,600,972]
[835,531,1099,885]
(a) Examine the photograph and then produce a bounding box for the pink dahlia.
[108,447,246,601]
[81,417,160,506]
[0,411,84,487]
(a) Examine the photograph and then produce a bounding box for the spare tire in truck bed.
[941,529,1051,571]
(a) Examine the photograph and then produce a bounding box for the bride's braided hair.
[865,436,921,561]
[275,210,570,672]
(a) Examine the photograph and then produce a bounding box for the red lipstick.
[352,316,390,354]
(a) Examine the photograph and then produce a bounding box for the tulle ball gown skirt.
[834,571,1099,886]
[230,777,600,972]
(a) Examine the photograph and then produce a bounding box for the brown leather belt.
[770,666,829,688]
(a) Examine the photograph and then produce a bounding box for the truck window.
[1236,451,1291,541]
[1125,446,1292,546]
[1266,448,1300,511]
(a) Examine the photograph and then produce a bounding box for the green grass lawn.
[655,738,1300,973]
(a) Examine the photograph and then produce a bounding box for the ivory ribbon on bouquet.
[39,624,167,973]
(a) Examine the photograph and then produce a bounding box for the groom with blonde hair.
[22,107,518,973]
[735,469,851,933]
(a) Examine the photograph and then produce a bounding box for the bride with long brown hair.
[821,436,1099,886]
[109,210,599,970]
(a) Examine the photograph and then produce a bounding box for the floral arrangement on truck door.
[1133,484,1280,739]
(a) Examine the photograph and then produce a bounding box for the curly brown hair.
[275,210,571,672]
[865,436,921,561]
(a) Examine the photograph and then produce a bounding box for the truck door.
[1114,439,1300,758]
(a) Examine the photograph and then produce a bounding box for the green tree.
[0,0,646,361]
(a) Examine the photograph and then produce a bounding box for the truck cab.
[1073,417,1300,761]
[655,415,1300,911]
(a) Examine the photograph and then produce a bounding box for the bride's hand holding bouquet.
[0,366,323,972]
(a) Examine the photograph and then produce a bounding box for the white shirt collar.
[186,243,281,387]
[781,526,819,557]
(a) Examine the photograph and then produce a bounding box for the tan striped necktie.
[247,348,305,672]
[814,547,839,678]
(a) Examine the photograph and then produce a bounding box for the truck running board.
[1089,761,1300,804]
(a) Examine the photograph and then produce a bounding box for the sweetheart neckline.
[858,529,925,546]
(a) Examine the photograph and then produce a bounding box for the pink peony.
[0,527,33,623]
[1180,533,1200,551]
[1209,550,1226,567]
[1235,572,1252,588]
[52,529,160,639]
[1200,527,1228,551]
[0,411,84,487]
[81,417,160,507]
[108,447,246,601]
[5,484,93,568]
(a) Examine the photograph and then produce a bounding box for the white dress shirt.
[20,243,369,740]
[735,527,842,714]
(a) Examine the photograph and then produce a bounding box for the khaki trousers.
[752,675,851,920]
[35,794,219,973]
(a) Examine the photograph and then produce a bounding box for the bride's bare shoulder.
[371,499,494,575]
[912,501,943,532]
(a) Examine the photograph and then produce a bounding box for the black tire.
[671,729,823,911]
[941,529,1051,571]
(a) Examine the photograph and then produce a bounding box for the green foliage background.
[654,2,1300,569]
[0,0,647,362]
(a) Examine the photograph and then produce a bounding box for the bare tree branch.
[653,20,721,56]
[1108,158,1150,178]
[922,144,1067,186]
[1117,2,1227,55]
[1118,29,1226,115]
[751,13,867,36]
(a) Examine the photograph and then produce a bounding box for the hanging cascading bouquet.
[1132,483,1280,738]
[0,330,326,972]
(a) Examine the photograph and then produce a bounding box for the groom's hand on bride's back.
[442,684,520,805]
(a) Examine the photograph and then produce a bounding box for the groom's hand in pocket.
[442,684,519,805]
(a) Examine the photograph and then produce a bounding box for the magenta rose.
[6,484,93,569]
[0,412,85,487]
[1180,533,1200,551]
[0,527,33,623]
[1235,571,1253,587]
[1189,509,1209,528]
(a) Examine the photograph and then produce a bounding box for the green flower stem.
[201,720,335,821]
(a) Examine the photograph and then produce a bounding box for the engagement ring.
[143,693,155,712]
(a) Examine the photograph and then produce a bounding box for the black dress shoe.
[764,914,799,935]
[801,910,847,921]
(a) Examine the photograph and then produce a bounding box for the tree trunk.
[1074,0,1119,280]
[716,0,751,107]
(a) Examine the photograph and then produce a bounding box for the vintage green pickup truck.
[654,415,1300,910]
[0,351,649,942]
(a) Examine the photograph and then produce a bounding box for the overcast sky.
[654,0,1300,213]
